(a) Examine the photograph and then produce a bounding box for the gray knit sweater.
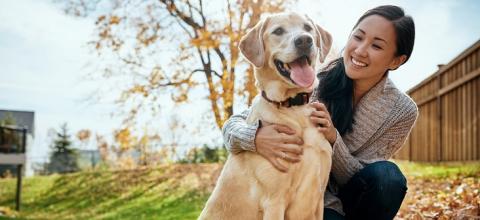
[221,73,418,215]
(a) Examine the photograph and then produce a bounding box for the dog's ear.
[315,24,332,63]
[239,17,269,68]
[307,16,332,63]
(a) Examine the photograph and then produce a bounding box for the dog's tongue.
[289,58,314,88]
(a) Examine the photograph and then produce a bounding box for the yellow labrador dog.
[199,12,333,220]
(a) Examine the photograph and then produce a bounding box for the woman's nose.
[354,43,368,57]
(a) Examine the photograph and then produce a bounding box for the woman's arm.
[222,109,259,154]
[330,101,418,185]
[222,109,304,172]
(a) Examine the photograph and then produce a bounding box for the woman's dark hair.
[318,58,354,135]
[318,5,415,135]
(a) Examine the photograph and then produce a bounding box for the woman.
[223,5,417,220]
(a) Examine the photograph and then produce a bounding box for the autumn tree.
[61,0,294,130]
[112,126,163,167]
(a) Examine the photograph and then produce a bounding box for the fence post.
[15,128,27,211]
[437,73,443,162]
[409,128,412,161]
[15,164,22,211]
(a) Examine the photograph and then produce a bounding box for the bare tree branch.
[192,68,220,77]
[160,0,203,29]
[199,0,206,26]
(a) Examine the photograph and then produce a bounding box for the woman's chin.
[345,67,363,80]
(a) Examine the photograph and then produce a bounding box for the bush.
[179,145,227,164]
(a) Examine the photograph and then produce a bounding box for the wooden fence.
[395,40,480,162]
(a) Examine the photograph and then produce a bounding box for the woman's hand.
[255,122,304,172]
[310,101,337,144]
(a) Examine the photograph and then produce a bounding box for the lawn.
[0,161,478,219]
[0,164,222,220]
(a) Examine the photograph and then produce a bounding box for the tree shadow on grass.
[99,190,209,220]
[27,169,161,218]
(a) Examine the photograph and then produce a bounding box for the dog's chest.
[248,98,314,132]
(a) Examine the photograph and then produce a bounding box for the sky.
[0,0,479,167]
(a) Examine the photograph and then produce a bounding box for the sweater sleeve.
[222,109,260,154]
[330,102,418,186]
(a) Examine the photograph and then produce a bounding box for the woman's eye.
[353,35,362,40]
[273,27,284,35]
[372,44,382,50]
[304,24,312,32]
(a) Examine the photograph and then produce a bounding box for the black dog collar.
[261,91,311,108]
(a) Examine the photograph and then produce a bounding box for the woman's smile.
[351,57,368,68]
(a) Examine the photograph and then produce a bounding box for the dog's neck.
[261,91,311,108]
[257,78,317,106]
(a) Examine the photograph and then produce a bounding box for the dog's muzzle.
[294,34,313,52]
[274,55,314,88]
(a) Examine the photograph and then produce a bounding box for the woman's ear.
[239,17,269,68]
[389,55,407,70]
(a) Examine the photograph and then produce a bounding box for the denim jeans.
[324,161,408,220]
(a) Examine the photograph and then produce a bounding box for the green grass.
[394,160,480,178]
[0,164,220,220]
[0,161,478,219]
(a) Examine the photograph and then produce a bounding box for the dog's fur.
[199,12,333,220]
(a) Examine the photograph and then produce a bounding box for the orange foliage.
[114,128,133,152]
[397,175,480,219]
[76,129,91,142]
[190,29,220,49]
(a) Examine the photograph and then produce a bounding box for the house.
[0,109,35,176]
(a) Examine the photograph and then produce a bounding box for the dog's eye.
[272,27,285,35]
[304,24,312,32]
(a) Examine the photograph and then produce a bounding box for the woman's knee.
[338,161,408,219]
[362,161,408,199]
[367,161,406,186]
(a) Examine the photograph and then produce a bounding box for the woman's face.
[343,15,406,82]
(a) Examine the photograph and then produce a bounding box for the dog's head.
[239,12,332,99]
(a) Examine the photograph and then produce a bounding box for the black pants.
[324,161,408,220]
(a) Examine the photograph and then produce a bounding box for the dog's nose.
[294,35,313,50]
